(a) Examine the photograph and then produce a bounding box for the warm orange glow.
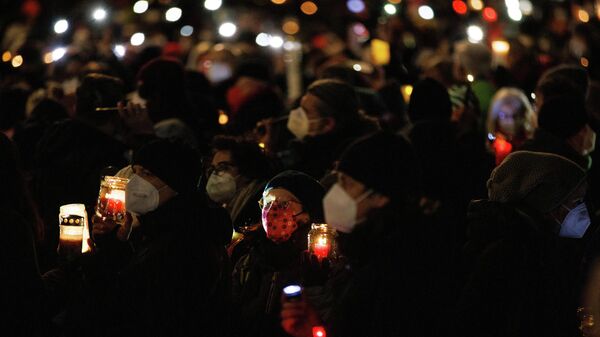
[388,0,401,3]
[43,52,53,64]
[11,55,23,68]
[581,57,590,68]
[218,110,229,125]
[300,1,318,15]
[579,9,590,22]
[469,0,483,11]
[271,0,286,4]
[282,20,300,35]
[2,51,11,62]
[492,40,510,54]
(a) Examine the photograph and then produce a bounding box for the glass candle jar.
[308,223,338,261]
[58,204,89,256]
[95,176,128,223]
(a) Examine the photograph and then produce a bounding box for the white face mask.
[126,174,160,215]
[206,172,237,204]
[323,183,371,233]
[206,62,232,84]
[287,107,322,140]
[559,203,591,239]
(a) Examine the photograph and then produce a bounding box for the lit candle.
[58,220,83,257]
[312,236,330,260]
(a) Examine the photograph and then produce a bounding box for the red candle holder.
[95,176,128,223]
[308,223,337,261]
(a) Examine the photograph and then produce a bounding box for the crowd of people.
[3,2,600,337]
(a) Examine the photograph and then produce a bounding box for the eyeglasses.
[206,161,236,176]
[258,198,301,210]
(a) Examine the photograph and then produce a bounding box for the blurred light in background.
[92,7,107,21]
[384,4,397,15]
[256,33,271,47]
[218,22,237,38]
[269,35,284,49]
[469,0,483,11]
[418,6,434,20]
[300,1,318,15]
[180,25,194,37]
[2,51,12,62]
[483,7,497,22]
[51,47,66,61]
[133,0,149,14]
[113,44,126,58]
[282,19,300,35]
[54,19,69,34]
[165,7,182,22]
[347,0,365,14]
[467,25,484,43]
[492,40,510,54]
[204,0,222,11]
[452,1,468,15]
[12,55,23,68]
[130,32,145,46]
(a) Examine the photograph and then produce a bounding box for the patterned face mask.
[261,201,302,243]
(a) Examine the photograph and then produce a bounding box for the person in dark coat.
[32,73,129,272]
[281,132,434,337]
[62,139,231,337]
[456,151,590,337]
[232,171,325,337]
[281,79,379,179]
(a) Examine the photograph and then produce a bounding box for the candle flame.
[106,189,126,201]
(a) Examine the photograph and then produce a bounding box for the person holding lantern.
[63,139,232,337]
[232,170,325,337]
[281,131,440,337]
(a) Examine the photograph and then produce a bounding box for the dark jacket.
[0,208,51,336]
[519,128,590,170]
[281,117,379,179]
[63,194,231,337]
[456,200,584,337]
[310,205,443,337]
[231,236,306,337]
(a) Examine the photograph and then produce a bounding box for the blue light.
[347,0,365,14]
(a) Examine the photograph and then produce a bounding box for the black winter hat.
[264,170,325,222]
[408,77,452,123]
[306,79,360,118]
[337,131,421,202]
[133,139,202,195]
[538,96,588,139]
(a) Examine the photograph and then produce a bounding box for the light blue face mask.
[558,203,591,239]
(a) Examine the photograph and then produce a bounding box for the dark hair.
[306,79,362,135]
[137,57,189,123]
[211,136,273,180]
[536,64,589,102]
[76,73,125,124]
[0,134,43,241]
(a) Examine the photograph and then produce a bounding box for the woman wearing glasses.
[231,170,325,337]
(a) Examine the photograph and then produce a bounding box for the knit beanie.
[264,170,325,222]
[306,79,360,119]
[408,77,452,123]
[537,96,588,139]
[337,131,421,202]
[133,139,202,195]
[487,151,586,213]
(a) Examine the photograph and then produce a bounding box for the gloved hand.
[300,250,331,287]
